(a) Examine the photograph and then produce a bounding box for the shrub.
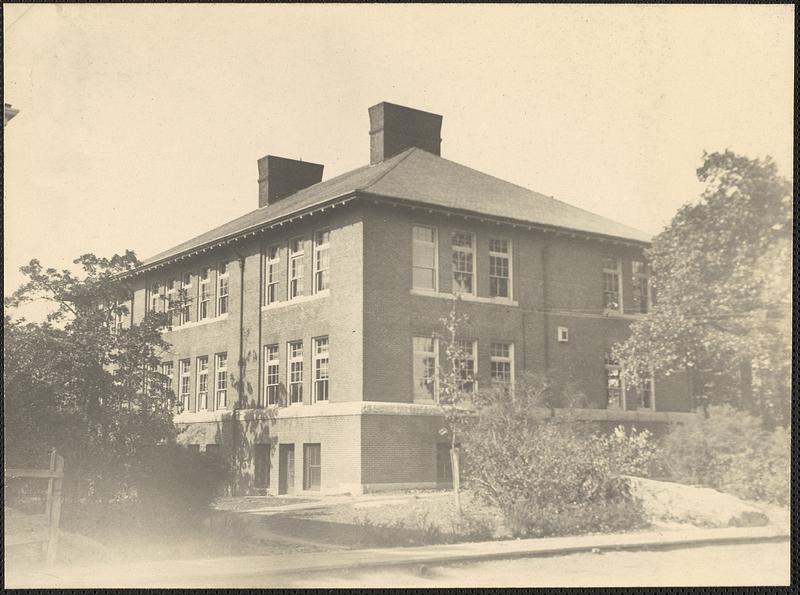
[504,500,649,539]
[132,445,230,528]
[463,375,647,537]
[661,405,790,505]
[597,426,667,478]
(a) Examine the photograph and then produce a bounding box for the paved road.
[266,541,790,588]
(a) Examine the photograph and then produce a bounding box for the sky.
[3,4,794,312]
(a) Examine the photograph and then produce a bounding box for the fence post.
[45,452,64,565]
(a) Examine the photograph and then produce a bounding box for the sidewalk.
[6,525,788,588]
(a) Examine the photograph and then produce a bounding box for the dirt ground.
[279,541,791,588]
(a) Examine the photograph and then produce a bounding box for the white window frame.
[160,361,173,395]
[198,267,211,321]
[451,230,476,296]
[217,262,229,316]
[313,336,330,403]
[412,225,438,291]
[215,352,227,409]
[263,344,280,407]
[166,278,178,325]
[639,366,656,411]
[489,238,512,300]
[265,245,280,305]
[412,336,439,401]
[196,356,209,410]
[287,340,304,404]
[632,260,651,314]
[313,230,330,294]
[604,353,626,409]
[455,338,478,393]
[490,342,514,386]
[288,238,304,300]
[149,281,161,314]
[179,359,191,411]
[602,256,623,312]
[180,272,192,325]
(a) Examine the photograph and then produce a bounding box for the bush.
[132,445,230,528]
[597,426,667,478]
[463,376,647,537]
[504,500,649,539]
[662,405,790,505]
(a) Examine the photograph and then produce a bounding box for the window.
[263,344,280,407]
[313,336,329,402]
[149,282,161,313]
[490,342,513,384]
[288,341,303,404]
[160,361,173,395]
[604,353,624,409]
[313,230,330,293]
[215,353,227,409]
[198,267,211,321]
[303,444,321,491]
[412,226,437,290]
[454,339,477,393]
[603,257,622,311]
[217,262,229,315]
[166,278,178,325]
[196,356,209,410]
[288,238,304,299]
[179,359,191,411]
[489,238,511,298]
[640,373,654,410]
[180,273,192,325]
[413,336,438,401]
[632,260,650,314]
[451,231,475,294]
[254,444,270,490]
[265,246,280,305]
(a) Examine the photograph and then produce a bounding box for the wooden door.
[278,444,295,495]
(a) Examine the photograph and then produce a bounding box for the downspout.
[228,243,246,495]
[541,244,550,373]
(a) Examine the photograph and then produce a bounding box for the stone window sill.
[410,289,518,307]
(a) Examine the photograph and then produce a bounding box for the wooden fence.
[5,449,65,564]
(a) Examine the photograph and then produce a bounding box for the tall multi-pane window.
[215,353,227,409]
[451,231,475,295]
[288,341,303,404]
[489,238,511,298]
[196,356,209,410]
[198,268,211,321]
[217,262,229,315]
[265,246,280,305]
[412,226,437,290]
[179,359,191,411]
[313,230,330,293]
[602,257,622,311]
[180,273,192,325]
[149,282,161,313]
[160,361,173,395]
[263,344,280,407]
[288,239,304,300]
[303,444,321,491]
[632,260,650,314]
[313,336,329,402]
[604,353,624,409]
[412,337,438,401]
[640,373,654,410]
[166,278,177,325]
[454,339,477,393]
[490,342,513,384]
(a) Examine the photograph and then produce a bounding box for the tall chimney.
[257,155,324,208]
[368,102,442,165]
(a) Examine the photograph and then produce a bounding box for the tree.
[4,252,176,504]
[434,296,474,518]
[614,151,792,425]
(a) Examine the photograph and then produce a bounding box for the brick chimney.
[368,102,442,165]
[257,155,324,208]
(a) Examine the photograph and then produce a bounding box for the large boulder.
[623,476,769,528]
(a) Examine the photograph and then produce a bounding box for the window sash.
[197,357,209,410]
[217,266,229,315]
[413,336,438,401]
[179,359,191,410]
[314,231,330,293]
[602,257,622,311]
[412,226,437,290]
[263,345,280,407]
[288,342,303,404]
[490,342,513,384]
[313,337,329,402]
[451,232,475,295]
[266,247,280,304]
[215,353,227,409]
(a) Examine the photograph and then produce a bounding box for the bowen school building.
[120,102,695,496]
